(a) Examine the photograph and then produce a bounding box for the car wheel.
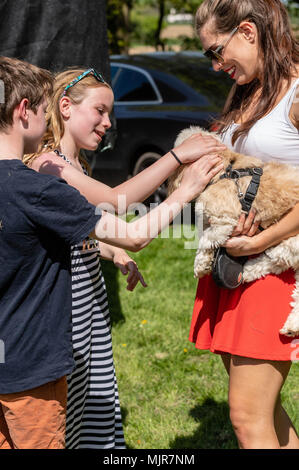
[133,152,168,206]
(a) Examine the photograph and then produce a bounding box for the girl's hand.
[179,154,224,199]
[113,251,147,291]
[173,133,227,164]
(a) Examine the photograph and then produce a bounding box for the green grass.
[102,227,299,449]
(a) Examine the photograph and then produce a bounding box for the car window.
[153,78,186,103]
[110,65,119,83]
[112,67,158,102]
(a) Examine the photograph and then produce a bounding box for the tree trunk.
[0,0,110,80]
[122,2,132,54]
[155,0,165,51]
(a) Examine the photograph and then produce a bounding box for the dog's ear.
[174,126,204,147]
[230,151,262,169]
[223,149,239,167]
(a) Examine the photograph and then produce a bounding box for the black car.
[87,52,232,203]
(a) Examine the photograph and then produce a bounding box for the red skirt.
[189,270,299,361]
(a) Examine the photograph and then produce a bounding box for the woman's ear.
[59,96,72,119]
[238,21,258,44]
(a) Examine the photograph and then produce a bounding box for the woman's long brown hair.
[196,0,299,144]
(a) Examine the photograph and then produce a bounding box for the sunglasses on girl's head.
[61,68,105,97]
[204,26,239,63]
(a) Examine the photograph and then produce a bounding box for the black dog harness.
[219,164,263,215]
[210,163,264,290]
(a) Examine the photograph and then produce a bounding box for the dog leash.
[219,164,264,231]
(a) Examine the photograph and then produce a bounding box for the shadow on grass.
[169,398,237,449]
[101,259,125,326]
[120,406,135,450]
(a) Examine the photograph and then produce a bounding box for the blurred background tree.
[107,0,299,55]
[107,0,133,54]
[107,0,203,54]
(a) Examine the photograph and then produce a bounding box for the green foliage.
[168,0,203,14]
[130,9,166,47]
[107,0,204,54]
[107,0,134,54]
[176,34,202,51]
[107,0,125,54]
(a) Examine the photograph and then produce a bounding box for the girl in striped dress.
[24,68,225,448]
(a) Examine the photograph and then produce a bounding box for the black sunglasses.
[204,27,239,63]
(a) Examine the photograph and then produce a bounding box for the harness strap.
[220,164,263,217]
[240,169,263,213]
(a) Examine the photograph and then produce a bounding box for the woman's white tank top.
[221,78,299,166]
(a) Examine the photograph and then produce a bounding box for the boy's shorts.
[0,376,67,449]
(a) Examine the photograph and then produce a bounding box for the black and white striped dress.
[54,150,125,449]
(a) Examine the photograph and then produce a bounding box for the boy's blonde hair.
[0,56,53,131]
[24,68,112,174]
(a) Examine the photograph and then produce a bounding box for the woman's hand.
[173,133,227,164]
[224,234,263,257]
[113,250,147,291]
[230,209,261,237]
[223,209,263,257]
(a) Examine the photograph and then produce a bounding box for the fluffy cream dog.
[168,126,299,337]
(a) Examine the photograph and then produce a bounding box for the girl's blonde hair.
[24,68,112,174]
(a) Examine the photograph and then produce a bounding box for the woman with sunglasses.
[24,68,224,449]
[189,0,299,449]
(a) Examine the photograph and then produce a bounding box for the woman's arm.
[225,203,299,256]
[98,243,147,291]
[289,83,299,128]
[225,84,299,257]
[31,133,226,213]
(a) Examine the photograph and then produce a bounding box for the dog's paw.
[194,255,212,278]
[279,326,299,337]
[194,269,211,279]
[242,268,259,283]
[194,259,212,278]
[280,315,299,337]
